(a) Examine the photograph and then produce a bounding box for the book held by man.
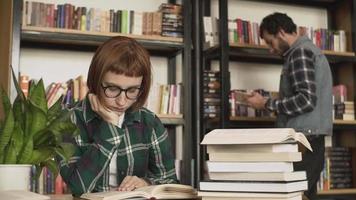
[80,184,197,200]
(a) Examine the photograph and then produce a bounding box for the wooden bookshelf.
[333,119,356,125]
[203,44,356,64]
[230,43,356,57]
[229,116,276,122]
[230,117,356,125]
[318,188,356,195]
[157,114,184,125]
[21,26,184,55]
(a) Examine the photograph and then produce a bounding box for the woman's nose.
[115,92,127,105]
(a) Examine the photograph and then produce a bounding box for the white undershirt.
[109,113,125,188]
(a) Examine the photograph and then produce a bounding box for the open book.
[81,184,197,200]
[0,190,50,200]
[201,128,312,151]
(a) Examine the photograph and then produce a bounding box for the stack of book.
[199,128,311,200]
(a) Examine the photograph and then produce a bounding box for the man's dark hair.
[259,12,297,38]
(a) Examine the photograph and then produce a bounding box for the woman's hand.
[117,176,150,191]
[88,93,120,125]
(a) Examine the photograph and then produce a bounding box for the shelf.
[249,0,338,8]
[228,116,275,128]
[228,117,356,130]
[334,119,356,125]
[318,188,356,195]
[157,114,184,125]
[203,44,356,64]
[230,116,276,122]
[21,26,184,56]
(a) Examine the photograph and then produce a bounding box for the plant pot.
[0,164,32,191]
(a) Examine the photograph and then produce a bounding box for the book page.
[150,184,197,199]
[81,190,149,200]
[81,184,196,200]
[292,132,312,151]
[201,128,312,151]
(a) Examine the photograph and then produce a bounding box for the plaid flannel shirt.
[59,97,177,196]
[266,47,317,116]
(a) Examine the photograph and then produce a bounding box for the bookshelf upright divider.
[4,0,194,187]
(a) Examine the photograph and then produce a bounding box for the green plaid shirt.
[59,97,177,196]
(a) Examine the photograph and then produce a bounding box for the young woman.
[59,36,178,197]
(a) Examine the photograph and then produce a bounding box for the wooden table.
[48,194,80,200]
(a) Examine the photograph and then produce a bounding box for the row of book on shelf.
[317,147,354,191]
[199,128,310,200]
[202,70,356,121]
[226,84,355,121]
[204,16,348,52]
[30,166,68,195]
[203,70,221,119]
[23,1,183,38]
[19,74,183,117]
[20,74,88,108]
[333,84,355,121]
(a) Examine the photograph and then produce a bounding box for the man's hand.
[88,93,120,125]
[117,176,150,191]
[246,91,268,110]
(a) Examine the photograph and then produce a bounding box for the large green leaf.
[30,148,53,165]
[55,143,76,163]
[4,141,17,164]
[10,67,25,101]
[0,109,14,155]
[24,104,33,137]
[28,102,47,138]
[18,138,33,164]
[13,95,27,131]
[12,121,24,158]
[48,96,63,122]
[28,79,47,114]
[33,130,52,147]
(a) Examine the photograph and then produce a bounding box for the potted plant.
[0,70,78,190]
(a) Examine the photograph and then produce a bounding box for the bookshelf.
[196,0,356,198]
[1,0,194,188]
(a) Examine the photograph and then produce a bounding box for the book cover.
[208,171,306,182]
[198,191,302,199]
[199,180,308,193]
[206,161,294,172]
[208,152,302,162]
[207,143,298,153]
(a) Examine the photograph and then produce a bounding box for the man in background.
[246,12,333,200]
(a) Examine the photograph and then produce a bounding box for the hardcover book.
[201,128,312,151]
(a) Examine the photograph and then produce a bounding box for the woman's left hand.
[117,176,150,191]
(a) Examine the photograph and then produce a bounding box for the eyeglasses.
[101,84,142,100]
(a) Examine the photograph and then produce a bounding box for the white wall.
[210,0,328,91]
[19,0,174,88]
